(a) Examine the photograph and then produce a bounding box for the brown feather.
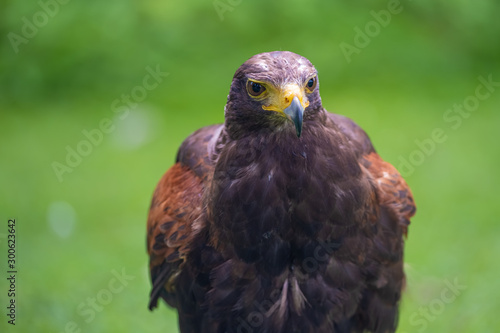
[147,163,204,306]
[363,152,416,235]
[147,125,224,309]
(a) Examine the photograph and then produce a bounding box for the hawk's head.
[225,51,323,138]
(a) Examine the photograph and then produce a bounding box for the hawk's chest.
[209,130,367,254]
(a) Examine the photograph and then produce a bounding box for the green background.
[1,0,499,332]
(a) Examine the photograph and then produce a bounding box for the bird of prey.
[146,51,416,333]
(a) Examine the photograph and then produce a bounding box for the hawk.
[146,51,416,333]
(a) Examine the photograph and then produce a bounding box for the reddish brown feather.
[147,163,205,291]
[363,152,416,235]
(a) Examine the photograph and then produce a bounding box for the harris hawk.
[146,51,416,333]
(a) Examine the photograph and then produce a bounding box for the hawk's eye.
[306,77,317,92]
[247,80,266,97]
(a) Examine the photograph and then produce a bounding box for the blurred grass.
[1,0,500,332]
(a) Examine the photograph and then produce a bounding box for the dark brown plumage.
[147,51,416,333]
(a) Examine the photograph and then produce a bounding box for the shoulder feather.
[147,124,224,310]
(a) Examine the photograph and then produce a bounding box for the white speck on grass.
[47,201,76,238]
[111,108,158,150]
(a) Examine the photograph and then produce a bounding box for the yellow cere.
[260,83,310,114]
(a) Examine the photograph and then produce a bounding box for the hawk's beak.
[261,83,309,137]
[284,96,304,137]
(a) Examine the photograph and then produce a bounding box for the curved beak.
[283,96,304,137]
[261,83,309,137]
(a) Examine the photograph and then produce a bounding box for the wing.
[326,112,416,230]
[326,112,416,331]
[147,124,224,310]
